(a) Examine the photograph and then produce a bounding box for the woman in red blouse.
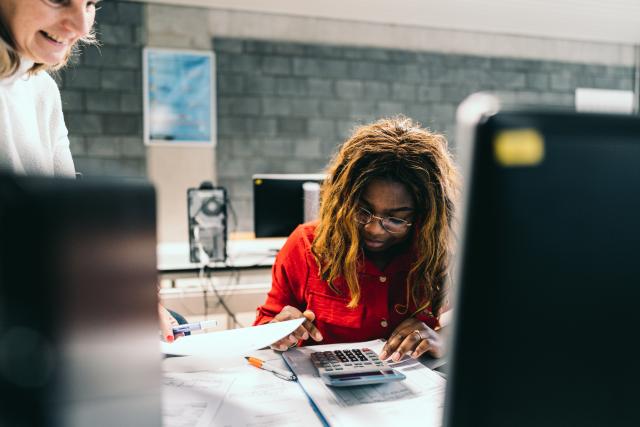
[254,116,459,362]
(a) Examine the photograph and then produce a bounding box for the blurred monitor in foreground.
[253,174,325,238]
[445,93,640,427]
[0,174,161,426]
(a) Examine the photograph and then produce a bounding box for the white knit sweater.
[0,59,75,177]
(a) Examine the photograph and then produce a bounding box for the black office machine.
[187,181,228,264]
[444,93,640,427]
[0,174,162,427]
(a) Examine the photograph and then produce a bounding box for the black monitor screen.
[0,173,161,426]
[253,174,324,238]
[445,97,640,427]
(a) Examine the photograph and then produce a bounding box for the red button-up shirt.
[254,223,439,345]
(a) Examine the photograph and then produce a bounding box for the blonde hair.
[0,13,97,78]
[311,116,460,319]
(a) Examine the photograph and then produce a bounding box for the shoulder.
[29,71,62,109]
[276,222,318,261]
[285,221,318,247]
[289,221,318,246]
[31,71,61,93]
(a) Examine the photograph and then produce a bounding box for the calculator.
[310,348,406,387]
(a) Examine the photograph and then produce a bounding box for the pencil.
[245,356,297,381]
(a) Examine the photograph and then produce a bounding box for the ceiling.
[142,0,640,45]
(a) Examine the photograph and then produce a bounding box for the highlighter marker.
[172,319,219,335]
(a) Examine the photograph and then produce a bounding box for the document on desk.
[283,339,446,427]
[162,372,234,427]
[210,354,324,427]
[162,350,323,427]
[160,318,305,357]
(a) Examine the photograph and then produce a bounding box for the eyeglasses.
[355,207,413,234]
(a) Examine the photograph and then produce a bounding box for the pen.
[172,320,219,335]
[245,356,297,381]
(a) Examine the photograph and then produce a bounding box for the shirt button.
[379,276,387,283]
[380,319,388,328]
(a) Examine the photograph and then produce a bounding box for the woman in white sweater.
[0,0,97,176]
[0,0,183,340]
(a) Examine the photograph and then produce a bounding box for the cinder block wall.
[214,38,634,232]
[59,0,146,178]
[54,2,635,232]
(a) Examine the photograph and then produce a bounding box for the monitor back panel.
[0,175,161,427]
[445,109,640,427]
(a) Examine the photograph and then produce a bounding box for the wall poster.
[143,48,215,146]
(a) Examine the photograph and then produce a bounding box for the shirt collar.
[360,240,417,276]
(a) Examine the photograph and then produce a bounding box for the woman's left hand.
[379,318,443,362]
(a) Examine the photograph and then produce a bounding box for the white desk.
[157,238,286,278]
[162,342,447,427]
[157,238,286,328]
[162,350,323,427]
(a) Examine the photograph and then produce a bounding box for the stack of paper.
[162,349,323,427]
[161,323,445,427]
[160,318,305,357]
[283,340,446,427]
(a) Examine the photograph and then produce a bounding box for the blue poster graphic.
[146,50,212,143]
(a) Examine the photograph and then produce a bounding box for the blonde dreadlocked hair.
[311,116,459,319]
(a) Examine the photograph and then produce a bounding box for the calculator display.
[328,370,395,380]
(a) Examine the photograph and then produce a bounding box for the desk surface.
[162,343,447,427]
[157,238,286,273]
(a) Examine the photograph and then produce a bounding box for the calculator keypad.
[310,348,389,376]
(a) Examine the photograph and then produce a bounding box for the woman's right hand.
[269,306,323,351]
[159,304,184,343]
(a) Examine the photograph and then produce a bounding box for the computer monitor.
[0,173,161,426]
[253,174,325,238]
[444,94,640,427]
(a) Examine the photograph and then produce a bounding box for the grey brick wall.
[215,38,634,232]
[58,0,145,178]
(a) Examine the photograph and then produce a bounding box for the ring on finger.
[412,329,424,341]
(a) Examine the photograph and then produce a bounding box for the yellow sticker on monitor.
[494,129,545,166]
[254,179,263,185]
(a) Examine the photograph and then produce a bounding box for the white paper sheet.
[162,372,234,427]
[160,318,305,357]
[283,339,446,427]
[162,350,324,427]
[210,366,324,427]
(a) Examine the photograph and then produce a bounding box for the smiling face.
[357,178,415,253]
[0,0,97,65]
